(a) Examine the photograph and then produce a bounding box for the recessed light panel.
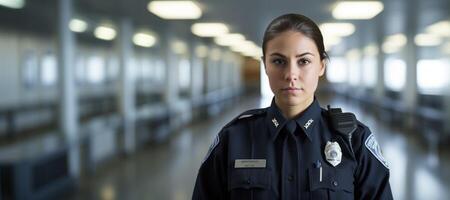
[148,1,202,19]
[191,23,229,37]
[333,1,384,19]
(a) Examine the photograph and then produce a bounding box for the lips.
[280,87,303,94]
[281,87,302,91]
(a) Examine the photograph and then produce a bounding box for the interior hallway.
[69,95,450,200]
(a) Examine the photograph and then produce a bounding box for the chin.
[279,96,305,107]
[279,89,317,105]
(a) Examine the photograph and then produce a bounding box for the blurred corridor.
[0,0,449,200]
[66,95,450,200]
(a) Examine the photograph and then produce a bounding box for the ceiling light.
[0,0,25,9]
[382,33,407,53]
[346,49,361,60]
[426,20,450,37]
[231,41,262,57]
[214,33,245,46]
[386,34,407,46]
[414,33,442,46]
[230,40,254,53]
[210,48,222,61]
[195,45,208,58]
[94,25,116,41]
[320,23,355,37]
[148,1,201,20]
[191,23,229,37]
[363,44,379,56]
[323,36,342,50]
[171,40,187,54]
[382,43,401,54]
[332,1,384,20]
[242,48,262,57]
[69,19,88,33]
[253,56,262,61]
[133,32,157,47]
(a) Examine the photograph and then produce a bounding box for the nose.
[285,62,299,82]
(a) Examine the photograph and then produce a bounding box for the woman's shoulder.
[222,108,268,130]
[353,119,373,141]
[319,106,374,146]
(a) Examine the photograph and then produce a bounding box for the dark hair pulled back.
[262,13,329,61]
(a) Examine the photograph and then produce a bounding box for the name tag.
[234,159,266,168]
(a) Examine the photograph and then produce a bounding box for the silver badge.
[272,118,279,128]
[324,141,342,167]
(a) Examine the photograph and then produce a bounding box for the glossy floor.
[69,95,450,200]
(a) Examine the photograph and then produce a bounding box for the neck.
[276,96,314,120]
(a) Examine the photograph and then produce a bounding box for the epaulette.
[223,108,267,128]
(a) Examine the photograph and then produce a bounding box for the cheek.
[301,71,320,90]
[266,67,281,81]
[266,68,281,93]
[265,68,279,90]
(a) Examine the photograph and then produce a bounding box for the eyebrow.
[269,52,315,58]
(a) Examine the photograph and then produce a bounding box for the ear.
[319,59,326,77]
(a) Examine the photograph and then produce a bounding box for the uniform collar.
[266,97,322,142]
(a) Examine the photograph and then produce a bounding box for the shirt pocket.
[308,164,354,200]
[228,168,273,200]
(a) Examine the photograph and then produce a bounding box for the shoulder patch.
[202,134,220,163]
[365,133,389,169]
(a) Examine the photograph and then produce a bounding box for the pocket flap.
[229,169,271,190]
[308,165,353,193]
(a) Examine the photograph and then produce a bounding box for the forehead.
[266,31,319,55]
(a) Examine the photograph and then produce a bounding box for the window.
[86,55,105,84]
[384,58,406,91]
[326,57,348,83]
[417,59,449,95]
[178,58,191,90]
[40,53,58,86]
[141,58,153,80]
[106,56,119,82]
[347,50,361,86]
[362,56,377,88]
[154,59,165,83]
[22,51,39,88]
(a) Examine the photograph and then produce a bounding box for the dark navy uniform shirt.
[193,98,393,200]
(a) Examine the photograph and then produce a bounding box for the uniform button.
[246,179,251,184]
[332,181,338,187]
[288,175,294,182]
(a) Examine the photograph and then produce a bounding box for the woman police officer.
[192,13,393,200]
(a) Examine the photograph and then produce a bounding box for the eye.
[298,58,311,65]
[271,58,286,66]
